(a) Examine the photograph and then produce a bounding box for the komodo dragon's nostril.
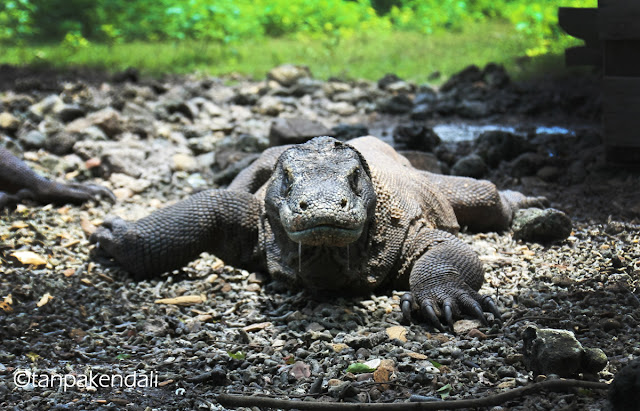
[299,200,308,210]
[341,198,348,208]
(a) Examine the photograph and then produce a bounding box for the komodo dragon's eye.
[282,168,293,196]
[349,168,361,194]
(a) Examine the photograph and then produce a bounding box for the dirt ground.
[0,65,639,410]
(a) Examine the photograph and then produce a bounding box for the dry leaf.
[386,325,407,342]
[61,239,80,248]
[11,250,47,266]
[290,361,311,380]
[69,328,87,342]
[63,268,76,277]
[242,321,272,332]
[80,278,94,286]
[0,294,13,313]
[331,343,349,353]
[363,358,381,370]
[10,221,28,229]
[154,295,207,306]
[36,293,53,307]
[97,273,114,283]
[407,352,428,360]
[373,359,396,390]
[80,217,97,236]
[26,352,40,362]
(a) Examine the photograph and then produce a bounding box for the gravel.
[0,65,638,410]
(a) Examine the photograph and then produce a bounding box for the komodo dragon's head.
[264,136,376,248]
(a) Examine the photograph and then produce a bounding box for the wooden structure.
[559,0,640,165]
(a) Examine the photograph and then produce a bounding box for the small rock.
[509,152,547,178]
[18,129,47,149]
[343,331,387,349]
[453,319,483,335]
[326,101,357,116]
[583,347,609,374]
[55,104,86,123]
[377,94,413,114]
[457,100,490,118]
[467,329,487,340]
[0,112,20,133]
[29,95,64,118]
[100,149,146,178]
[512,208,572,242]
[331,124,369,140]
[600,318,622,332]
[332,88,369,104]
[410,103,434,120]
[536,165,561,182]
[109,173,151,194]
[172,153,199,172]
[75,125,108,142]
[497,365,517,378]
[522,326,607,377]
[66,107,124,138]
[483,63,510,88]
[267,64,311,87]
[377,73,403,90]
[254,96,285,116]
[474,130,533,167]
[112,187,133,200]
[323,81,352,97]
[451,154,487,178]
[393,124,441,152]
[440,65,483,93]
[386,81,413,94]
[45,132,77,155]
[414,88,437,105]
[268,117,332,146]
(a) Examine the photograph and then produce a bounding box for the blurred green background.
[0,0,596,82]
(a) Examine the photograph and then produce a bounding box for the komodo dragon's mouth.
[286,224,363,246]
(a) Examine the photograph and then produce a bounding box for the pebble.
[0,112,20,132]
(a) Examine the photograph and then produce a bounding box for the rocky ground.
[0,63,638,410]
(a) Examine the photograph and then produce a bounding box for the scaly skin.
[91,136,552,330]
[0,146,115,208]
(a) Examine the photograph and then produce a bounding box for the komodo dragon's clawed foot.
[500,190,549,211]
[90,216,135,268]
[401,290,502,332]
[63,182,117,204]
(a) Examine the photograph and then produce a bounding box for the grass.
[0,19,582,83]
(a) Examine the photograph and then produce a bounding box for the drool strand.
[347,244,350,272]
[298,242,302,273]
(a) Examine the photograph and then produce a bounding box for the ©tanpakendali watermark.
[14,369,158,392]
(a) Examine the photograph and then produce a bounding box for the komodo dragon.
[0,146,115,208]
[91,136,550,329]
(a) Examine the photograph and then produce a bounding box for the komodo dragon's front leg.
[401,230,501,331]
[90,189,263,279]
[0,146,115,208]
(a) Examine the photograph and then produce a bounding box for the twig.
[216,379,608,410]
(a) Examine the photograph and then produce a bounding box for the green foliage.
[0,0,598,61]
[437,383,452,400]
[0,0,36,42]
[227,350,246,360]
[346,362,378,374]
[0,21,575,83]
